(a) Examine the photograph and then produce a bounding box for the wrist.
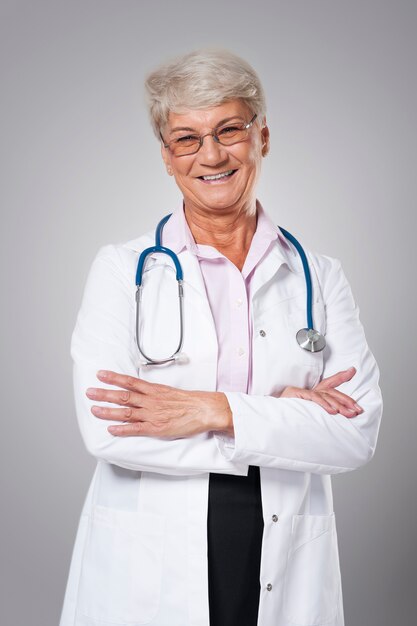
[212,392,234,435]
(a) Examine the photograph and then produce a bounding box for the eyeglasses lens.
[170,123,250,156]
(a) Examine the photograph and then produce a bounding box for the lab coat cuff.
[213,431,235,460]
[214,391,248,462]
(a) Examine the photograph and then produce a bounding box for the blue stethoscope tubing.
[135,213,326,365]
[135,214,185,366]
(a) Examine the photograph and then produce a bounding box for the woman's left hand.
[86,370,234,438]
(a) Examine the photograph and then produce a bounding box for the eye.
[217,124,242,136]
[175,134,199,144]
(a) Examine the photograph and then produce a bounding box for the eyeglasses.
[160,113,258,157]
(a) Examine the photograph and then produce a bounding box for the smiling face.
[160,100,270,217]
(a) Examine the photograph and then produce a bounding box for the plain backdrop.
[1,1,415,625]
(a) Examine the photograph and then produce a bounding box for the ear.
[261,121,270,157]
[160,142,174,175]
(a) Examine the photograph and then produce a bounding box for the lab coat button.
[266,583,273,591]
[238,347,245,356]
[272,514,278,522]
[259,329,266,337]
[236,298,243,307]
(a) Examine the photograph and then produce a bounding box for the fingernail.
[354,403,363,412]
[97,370,108,378]
[86,388,96,397]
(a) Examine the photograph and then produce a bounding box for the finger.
[108,421,166,437]
[315,367,356,390]
[91,405,145,422]
[321,392,361,418]
[310,391,340,414]
[314,392,357,419]
[323,388,363,413]
[96,370,153,394]
[86,387,143,408]
[297,390,338,414]
[316,367,356,390]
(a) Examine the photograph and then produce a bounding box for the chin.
[195,188,248,210]
[199,198,244,212]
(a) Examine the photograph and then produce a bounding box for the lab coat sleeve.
[216,256,383,475]
[71,244,248,477]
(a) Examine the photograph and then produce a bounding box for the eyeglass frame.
[159,113,258,156]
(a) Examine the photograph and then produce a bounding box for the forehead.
[166,100,252,131]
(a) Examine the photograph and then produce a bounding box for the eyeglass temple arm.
[159,130,169,148]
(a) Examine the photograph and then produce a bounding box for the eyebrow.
[170,126,197,133]
[169,116,245,134]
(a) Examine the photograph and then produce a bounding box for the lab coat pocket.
[283,513,341,625]
[285,301,325,386]
[76,505,165,625]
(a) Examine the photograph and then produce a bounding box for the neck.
[183,199,258,270]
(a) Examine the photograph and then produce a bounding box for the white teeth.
[201,169,234,181]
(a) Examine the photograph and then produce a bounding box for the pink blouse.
[163,201,282,394]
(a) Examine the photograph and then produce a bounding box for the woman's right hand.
[279,367,363,418]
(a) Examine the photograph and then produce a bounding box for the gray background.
[1,1,415,624]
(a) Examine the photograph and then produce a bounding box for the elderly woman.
[60,49,382,626]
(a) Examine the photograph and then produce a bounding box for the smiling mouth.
[198,169,237,181]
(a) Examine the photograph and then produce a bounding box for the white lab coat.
[60,209,382,626]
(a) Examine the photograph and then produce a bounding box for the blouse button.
[266,583,273,591]
[272,514,278,522]
[259,329,266,337]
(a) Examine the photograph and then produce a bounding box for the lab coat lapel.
[178,249,215,322]
[138,249,218,391]
[250,238,300,300]
[144,247,215,322]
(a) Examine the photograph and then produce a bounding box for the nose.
[198,133,228,165]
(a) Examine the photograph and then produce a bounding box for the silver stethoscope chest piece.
[296,328,326,352]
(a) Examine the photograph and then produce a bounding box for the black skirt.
[207,465,264,626]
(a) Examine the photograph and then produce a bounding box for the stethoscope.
[135,214,326,366]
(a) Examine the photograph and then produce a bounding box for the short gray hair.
[144,48,266,138]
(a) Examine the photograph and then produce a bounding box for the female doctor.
[60,49,382,626]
